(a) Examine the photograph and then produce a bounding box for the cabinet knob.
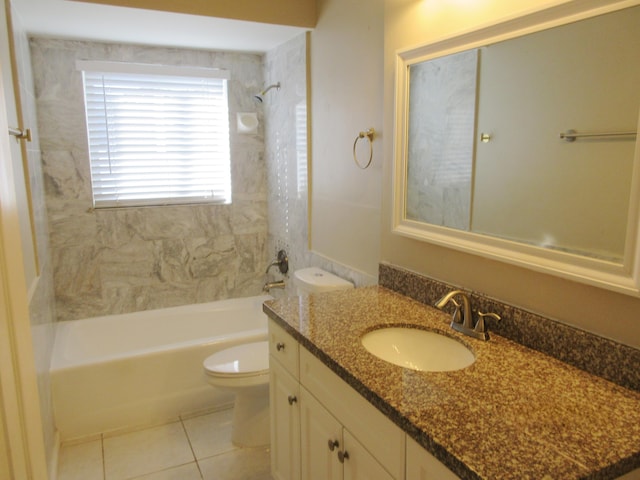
[276,342,285,351]
[287,395,297,405]
[337,450,349,463]
[328,439,339,451]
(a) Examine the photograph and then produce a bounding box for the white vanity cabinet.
[269,321,301,480]
[300,387,393,480]
[406,436,460,480]
[268,318,458,480]
[299,348,404,480]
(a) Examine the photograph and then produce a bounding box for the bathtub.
[51,295,271,440]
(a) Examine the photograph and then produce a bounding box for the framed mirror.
[392,1,640,296]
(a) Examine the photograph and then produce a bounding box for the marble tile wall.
[30,38,269,321]
[8,2,57,475]
[264,33,377,297]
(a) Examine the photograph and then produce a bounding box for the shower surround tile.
[263,33,377,295]
[30,37,269,320]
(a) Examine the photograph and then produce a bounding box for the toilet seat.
[204,341,269,379]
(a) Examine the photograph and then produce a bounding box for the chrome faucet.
[434,290,500,341]
[263,280,286,293]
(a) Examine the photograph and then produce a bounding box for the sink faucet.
[434,290,473,329]
[434,290,500,341]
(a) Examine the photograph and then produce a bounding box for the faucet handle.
[265,249,289,275]
[478,311,501,321]
[475,311,501,334]
[449,298,462,324]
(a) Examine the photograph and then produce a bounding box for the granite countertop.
[263,286,640,480]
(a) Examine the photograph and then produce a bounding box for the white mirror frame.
[392,0,640,297]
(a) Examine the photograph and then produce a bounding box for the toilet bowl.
[202,267,353,448]
[203,341,270,447]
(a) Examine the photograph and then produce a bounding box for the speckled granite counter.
[263,286,640,480]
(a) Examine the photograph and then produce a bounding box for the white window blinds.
[78,61,231,208]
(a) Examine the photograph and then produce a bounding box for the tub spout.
[263,280,285,293]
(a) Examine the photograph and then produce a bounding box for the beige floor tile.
[182,409,236,460]
[130,462,202,479]
[103,421,194,480]
[57,439,104,480]
[198,447,271,480]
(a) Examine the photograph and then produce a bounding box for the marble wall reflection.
[30,38,269,320]
[406,49,477,230]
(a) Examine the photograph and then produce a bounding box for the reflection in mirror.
[404,5,639,263]
[394,2,640,296]
[407,49,477,230]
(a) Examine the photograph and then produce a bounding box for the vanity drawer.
[300,347,405,480]
[268,319,300,378]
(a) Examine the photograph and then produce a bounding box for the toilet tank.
[294,267,354,295]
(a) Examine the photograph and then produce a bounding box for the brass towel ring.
[353,128,375,169]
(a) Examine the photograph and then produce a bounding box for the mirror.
[393,2,640,296]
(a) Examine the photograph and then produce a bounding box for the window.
[77,61,231,208]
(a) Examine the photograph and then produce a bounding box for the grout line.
[100,433,106,480]
[179,416,204,480]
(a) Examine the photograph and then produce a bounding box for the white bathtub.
[51,295,271,441]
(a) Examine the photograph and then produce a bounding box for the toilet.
[294,266,354,295]
[203,340,270,447]
[202,267,353,447]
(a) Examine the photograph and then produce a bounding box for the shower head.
[253,82,280,102]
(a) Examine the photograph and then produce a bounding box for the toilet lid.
[203,341,269,378]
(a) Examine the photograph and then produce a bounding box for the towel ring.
[353,128,375,169]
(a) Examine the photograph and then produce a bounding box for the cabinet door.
[300,388,343,480]
[342,430,394,480]
[300,348,405,479]
[406,435,460,479]
[270,358,301,480]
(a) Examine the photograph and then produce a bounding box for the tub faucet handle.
[265,249,289,274]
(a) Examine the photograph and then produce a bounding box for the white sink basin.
[361,327,475,372]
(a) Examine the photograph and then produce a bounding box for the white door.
[0,6,49,477]
[0,79,49,480]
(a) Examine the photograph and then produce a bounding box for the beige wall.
[71,0,317,28]
[382,0,640,348]
[309,0,384,279]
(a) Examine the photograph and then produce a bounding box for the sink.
[361,327,475,372]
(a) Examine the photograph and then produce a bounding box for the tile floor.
[56,408,272,480]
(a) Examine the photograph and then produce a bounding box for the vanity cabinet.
[300,387,393,480]
[299,348,404,480]
[406,436,459,480]
[268,318,458,480]
[269,321,301,480]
